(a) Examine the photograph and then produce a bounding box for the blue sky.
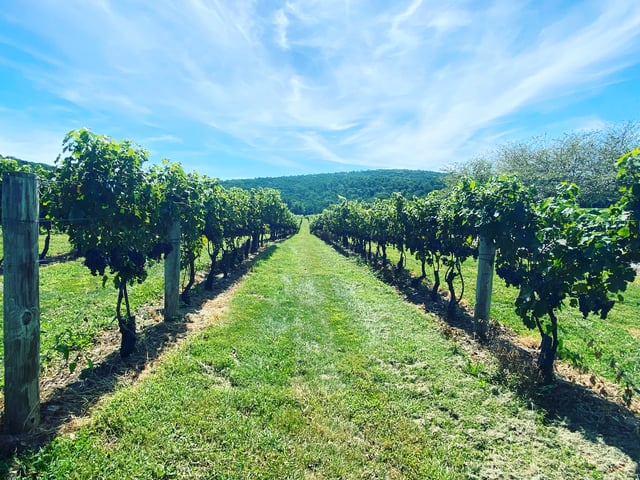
[1,0,639,180]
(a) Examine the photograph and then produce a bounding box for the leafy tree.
[451,123,640,207]
[369,198,394,265]
[223,169,446,214]
[202,178,227,289]
[443,157,497,188]
[616,147,640,259]
[436,184,476,317]
[258,188,299,241]
[202,184,258,286]
[219,187,250,277]
[54,128,158,357]
[312,152,640,388]
[389,193,409,271]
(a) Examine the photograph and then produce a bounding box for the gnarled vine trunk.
[537,311,559,384]
[431,268,440,301]
[396,250,405,272]
[39,220,52,260]
[251,233,260,254]
[205,244,220,290]
[117,281,136,358]
[180,259,196,305]
[445,266,457,317]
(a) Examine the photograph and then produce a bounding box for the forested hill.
[222,169,446,214]
[0,153,55,172]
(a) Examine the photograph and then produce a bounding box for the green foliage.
[311,187,476,315]
[223,169,446,214]
[0,153,55,173]
[147,160,202,260]
[492,183,634,381]
[405,191,445,290]
[197,181,298,287]
[616,147,640,260]
[450,122,640,208]
[53,128,160,356]
[314,167,640,386]
[54,128,156,275]
[49,128,298,352]
[458,175,537,245]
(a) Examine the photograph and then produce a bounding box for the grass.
[0,232,167,393]
[384,247,640,388]
[0,227,72,260]
[5,223,636,478]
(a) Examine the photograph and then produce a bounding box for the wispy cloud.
[274,8,290,49]
[1,0,639,175]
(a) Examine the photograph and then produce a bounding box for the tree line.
[223,169,446,215]
[310,147,640,390]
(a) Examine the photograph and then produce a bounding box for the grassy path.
[6,224,637,479]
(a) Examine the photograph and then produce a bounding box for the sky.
[0,0,639,180]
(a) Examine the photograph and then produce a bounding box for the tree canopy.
[446,122,640,207]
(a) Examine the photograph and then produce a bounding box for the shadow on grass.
[0,243,279,468]
[0,251,80,276]
[328,240,640,475]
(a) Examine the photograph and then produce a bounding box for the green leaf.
[617,225,630,238]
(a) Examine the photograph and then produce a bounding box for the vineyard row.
[310,148,640,395]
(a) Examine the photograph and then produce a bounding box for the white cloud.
[1,0,639,174]
[142,134,182,144]
[274,8,290,49]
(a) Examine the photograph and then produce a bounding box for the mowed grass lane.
[9,223,636,479]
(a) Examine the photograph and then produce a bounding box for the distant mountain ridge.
[222,169,446,214]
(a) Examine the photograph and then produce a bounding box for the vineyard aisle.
[6,222,637,479]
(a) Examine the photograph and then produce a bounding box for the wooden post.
[2,172,40,433]
[164,217,181,321]
[474,235,495,337]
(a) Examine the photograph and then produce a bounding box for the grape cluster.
[84,248,108,276]
[148,242,172,260]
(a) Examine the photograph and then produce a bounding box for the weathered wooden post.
[164,216,181,321]
[2,172,40,433]
[474,235,495,338]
